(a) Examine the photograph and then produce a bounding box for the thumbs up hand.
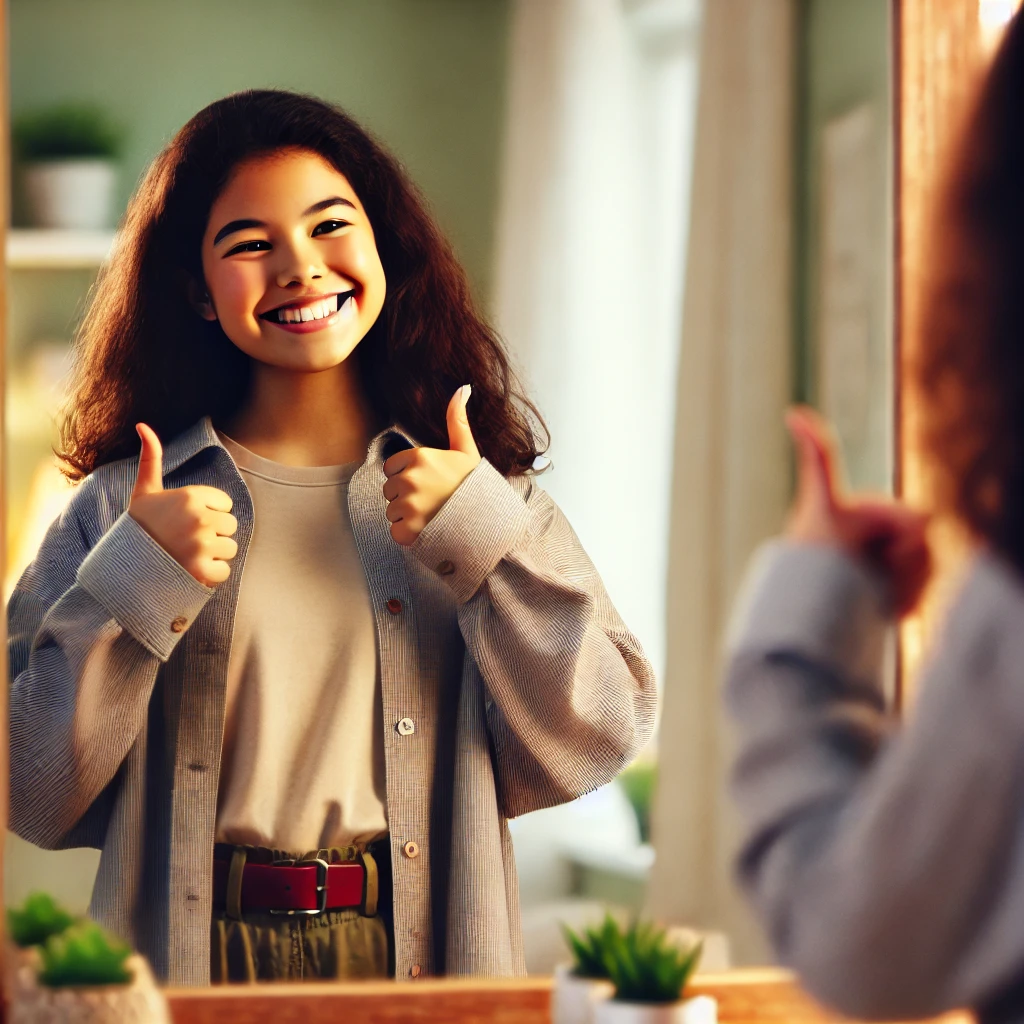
[128,423,239,587]
[382,385,482,546]
[785,406,932,616]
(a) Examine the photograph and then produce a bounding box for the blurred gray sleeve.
[726,540,1024,1020]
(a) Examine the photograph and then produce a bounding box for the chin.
[234,331,365,374]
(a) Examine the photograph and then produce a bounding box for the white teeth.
[273,295,343,323]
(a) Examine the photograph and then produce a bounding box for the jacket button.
[386,598,403,615]
[397,718,415,736]
[436,560,456,577]
[170,616,188,633]
[410,964,422,978]
[403,841,420,859]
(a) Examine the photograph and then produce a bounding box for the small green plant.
[7,892,74,948]
[603,921,702,1005]
[561,913,619,979]
[12,103,124,161]
[617,759,657,844]
[38,921,132,988]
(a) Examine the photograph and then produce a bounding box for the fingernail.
[460,384,472,407]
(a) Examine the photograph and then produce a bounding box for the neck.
[219,360,382,467]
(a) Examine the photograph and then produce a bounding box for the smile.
[259,290,357,333]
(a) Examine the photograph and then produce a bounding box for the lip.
[260,291,344,317]
[263,293,357,334]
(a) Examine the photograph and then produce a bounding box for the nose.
[274,235,325,288]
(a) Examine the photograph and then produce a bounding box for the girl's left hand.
[383,385,482,546]
[786,405,933,616]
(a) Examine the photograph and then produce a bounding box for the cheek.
[329,234,386,294]
[208,264,266,321]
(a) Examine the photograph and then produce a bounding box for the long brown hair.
[59,89,547,479]
[914,11,1024,568]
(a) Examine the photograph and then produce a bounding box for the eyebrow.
[212,196,357,247]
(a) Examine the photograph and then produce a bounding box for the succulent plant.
[602,920,703,1004]
[7,893,134,988]
[38,921,133,988]
[7,892,75,948]
[12,103,125,161]
[562,913,620,979]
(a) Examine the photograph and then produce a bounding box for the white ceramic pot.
[552,963,615,1024]
[594,994,717,1024]
[22,159,117,229]
[8,950,170,1024]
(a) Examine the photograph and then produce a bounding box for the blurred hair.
[914,11,1024,566]
[58,89,547,479]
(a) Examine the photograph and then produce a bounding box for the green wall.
[9,0,511,303]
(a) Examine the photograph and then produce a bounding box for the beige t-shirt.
[214,433,388,853]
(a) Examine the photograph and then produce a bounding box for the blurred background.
[4,0,900,975]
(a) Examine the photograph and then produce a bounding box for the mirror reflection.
[4,0,893,989]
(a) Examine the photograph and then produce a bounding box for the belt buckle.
[269,857,329,916]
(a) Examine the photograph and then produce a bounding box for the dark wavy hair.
[58,89,547,479]
[914,11,1024,567]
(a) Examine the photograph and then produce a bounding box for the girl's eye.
[225,240,270,256]
[312,219,350,236]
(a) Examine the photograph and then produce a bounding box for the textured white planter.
[552,963,616,1024]
[594,994,717,1024]
[8,949,170,1024]
[22,159,117,229]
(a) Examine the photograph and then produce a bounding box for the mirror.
[3,0,897,991]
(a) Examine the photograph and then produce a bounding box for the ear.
[182,272,218,322]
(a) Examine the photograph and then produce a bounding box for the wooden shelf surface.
[163,969,975,1024]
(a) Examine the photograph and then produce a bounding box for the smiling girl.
[7,90,657,986]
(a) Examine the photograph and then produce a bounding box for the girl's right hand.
[785,406,932,616]
[128,423,239,587]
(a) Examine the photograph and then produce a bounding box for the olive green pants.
[210,840,393,983]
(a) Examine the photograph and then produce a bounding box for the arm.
[9,478,214,848]
[727,540,1024,1020]
[412,460,657,818]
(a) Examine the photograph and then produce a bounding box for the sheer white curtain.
[493,0,700,686]
[646,0,795,965]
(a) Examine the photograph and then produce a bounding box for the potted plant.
[12,103,125,230]
[553,914,618,1024]
[595,920,715,1024]
[6,892,169,1024]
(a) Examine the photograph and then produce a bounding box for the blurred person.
[725,10,1024,1022]
[6,89,656,986]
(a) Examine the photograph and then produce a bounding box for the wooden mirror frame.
[896,0,1018,700]
[0,0,987,1019]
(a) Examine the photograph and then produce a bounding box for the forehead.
[211,148,359,215]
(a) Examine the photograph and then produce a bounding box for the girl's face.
[195,147,386,374]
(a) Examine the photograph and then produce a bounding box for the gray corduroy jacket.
[726,540,1024,1024]
[8,416,657,986]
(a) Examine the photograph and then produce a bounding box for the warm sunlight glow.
[979,0,1023,48]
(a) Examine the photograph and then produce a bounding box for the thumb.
[785,406,840,516]
[446,385,480,459]
[132,423,165,497]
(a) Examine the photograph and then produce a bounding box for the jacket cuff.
[411,459,532,604]
[725,540,892,684]
[76,511,215,661]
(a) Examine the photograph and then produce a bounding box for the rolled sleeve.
[726,540,892,685]
[76,510,214,661]
[411,458,532,604]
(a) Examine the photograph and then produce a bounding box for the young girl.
[726,11,1024,1022]
[7,89,657,987]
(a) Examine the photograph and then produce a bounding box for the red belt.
[212,857,365,916]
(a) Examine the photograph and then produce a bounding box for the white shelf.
[6,229,116,269]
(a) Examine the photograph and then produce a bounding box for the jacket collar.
[161,415,420,476]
